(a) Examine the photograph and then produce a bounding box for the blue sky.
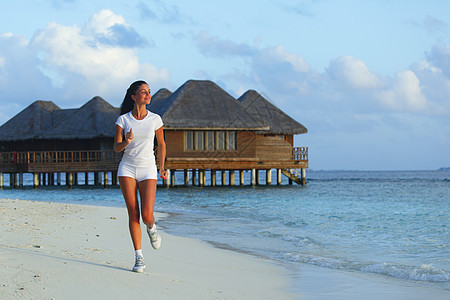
[0,0,449,170]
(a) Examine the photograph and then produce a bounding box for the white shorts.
[118,161,158,182]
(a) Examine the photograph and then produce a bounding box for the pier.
[0,147,308,188]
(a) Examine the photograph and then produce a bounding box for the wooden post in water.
[57,173,61,185]
[251,169,256,186]
[229,170,235,186]
[0,172,3,189]
[184,169,189,186]
[67,173,73,188]
[255,170,260,186]
[201,170,207,186]
[112,171,117,186]
[19,173,23,188]
[277,169,281,185]
[221,171,226,186]
[301,168,306,185]
[104,172,109,187]
[239,170,244,186]
[33,173,39,188]
[165,169,171,188]
[171,170,176,187]
[10,173,16,188]
[266,169,272,185]
[211,170,216,186]
[192,169,197,186]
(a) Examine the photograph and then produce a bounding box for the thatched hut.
[0,97,118,152]
[0,79,308,187]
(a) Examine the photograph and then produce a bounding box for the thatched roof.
[0,80,307,143]
[147,88,172,116]
[0,100,60,141]
[238,90,307,135]
[151,80,269,130]
[42,97,119,139]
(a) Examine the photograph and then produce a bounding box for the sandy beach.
[1,198,449,300]
[0,198,293,299]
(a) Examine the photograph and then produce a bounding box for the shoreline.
[1,198,449,299]
[0,198,294,299]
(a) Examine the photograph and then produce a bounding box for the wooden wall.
[165,130,292,161]
[255,135,292,161]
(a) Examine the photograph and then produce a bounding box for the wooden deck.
[0,147,308,187]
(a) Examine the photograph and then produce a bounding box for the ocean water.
[1,170,449,291]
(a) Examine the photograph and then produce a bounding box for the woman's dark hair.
[120,80,148,115]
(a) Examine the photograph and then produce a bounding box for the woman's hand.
[159,169,168,180]
[125,128,134,144]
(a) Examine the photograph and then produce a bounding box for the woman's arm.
[155,126,168,179]
[114,125,133,153]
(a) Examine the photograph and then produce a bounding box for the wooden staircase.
[281,169,306,185]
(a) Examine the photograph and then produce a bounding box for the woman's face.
[132,84,151,105]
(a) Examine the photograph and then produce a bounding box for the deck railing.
[292,147,308,161]
[1,150,122,165]
[1,147,308,172]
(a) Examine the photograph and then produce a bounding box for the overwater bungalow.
[0,80,308,188]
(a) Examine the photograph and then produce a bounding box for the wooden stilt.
[229,170,235,186]
[0,172,3,189]
[165,169,171,187]
[239,170,244,186]
[251,169,256,186]
[184,169,189,186]
[266,169,272,185]
[221,171,226,186]
[255,170,260,186]
[67,173,73,188]
[112,171,117,186]
[301,168,307,185]
[33,173,39,188]
[199,170,205,187]
[19,172,23,188]
[277,169,281,185]
[171,170,175,187]
[192,169,197,186]
[211,170,216,186]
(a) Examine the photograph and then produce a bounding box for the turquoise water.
[1,170,449,291]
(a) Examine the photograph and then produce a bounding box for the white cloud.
[270,45,310,72]
[426,44,450,78]
[376,70,427,111]
[192,31,256,57]
[29,9,168,99]
[327,56,381,90]
[0,10,170,126]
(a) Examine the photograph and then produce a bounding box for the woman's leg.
[119,176,141,251]
[137,179,158,227]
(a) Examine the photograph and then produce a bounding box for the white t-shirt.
[115,111,164,167]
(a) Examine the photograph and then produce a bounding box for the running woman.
[114,80,168,273]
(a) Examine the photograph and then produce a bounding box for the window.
[186,131,194,150]
[185,130,237,151]
[217,131,225,150]
[206,131,215,150]
[195,131,204,150]
[227,131,236,150]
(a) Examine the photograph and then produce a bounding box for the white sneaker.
[147,224,161,250]
[132,255,145,273]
